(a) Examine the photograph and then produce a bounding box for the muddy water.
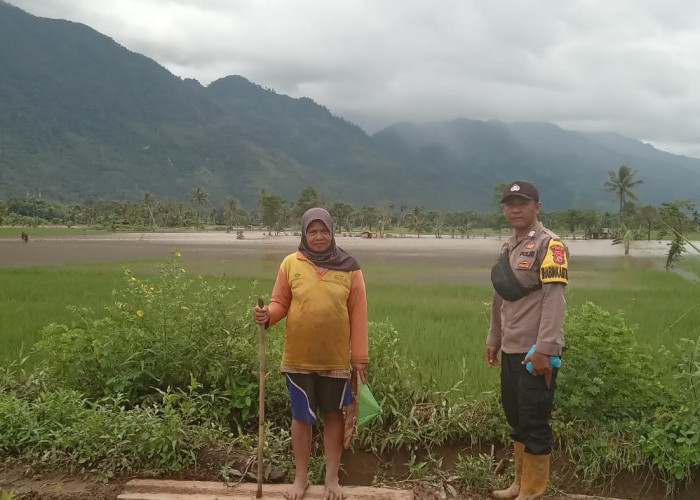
[0,231,681,268]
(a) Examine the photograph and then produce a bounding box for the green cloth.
[358,383,381,427]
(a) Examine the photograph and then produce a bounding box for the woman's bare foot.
[323,479,345,500]
[283,480,309,500]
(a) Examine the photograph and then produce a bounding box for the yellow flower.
[181,268,186,273]
[174,250,181,257]
[131,277,136,281]
[136,310,144,317]
[181,306,189,310]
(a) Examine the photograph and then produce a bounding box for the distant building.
[587,227,612,239]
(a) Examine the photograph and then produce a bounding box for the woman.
[253,207,369,500]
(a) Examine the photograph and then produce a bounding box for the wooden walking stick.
[256,297,266,498]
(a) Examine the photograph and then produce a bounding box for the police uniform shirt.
[487,221,568,356]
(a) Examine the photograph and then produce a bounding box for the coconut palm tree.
[190,186,209,225]
[604,165,643,222]
[224,197,241,232]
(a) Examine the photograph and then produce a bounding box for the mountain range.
[1,0,699,211]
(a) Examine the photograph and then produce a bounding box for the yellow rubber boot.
[516,452,550,500]
[492,441,524,499]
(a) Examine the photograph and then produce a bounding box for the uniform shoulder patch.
[540,239,568,284]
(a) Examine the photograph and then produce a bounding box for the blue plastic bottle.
[525,344,561,373]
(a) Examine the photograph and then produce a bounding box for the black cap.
[501,180,539,203]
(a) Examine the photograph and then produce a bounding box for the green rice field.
[2,240,699,396]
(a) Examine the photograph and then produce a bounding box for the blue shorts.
[285,373,354,424]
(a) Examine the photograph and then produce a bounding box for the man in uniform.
[486,180,568,500]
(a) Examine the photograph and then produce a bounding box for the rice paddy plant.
[0,266,123,363]
[367,282,498,396]
[566,260,700,352]
[2,251,700,491]
[2,254,700,397]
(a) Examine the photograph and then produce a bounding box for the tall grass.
[2,254,699,395]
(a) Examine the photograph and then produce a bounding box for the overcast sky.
[9,0,700,158]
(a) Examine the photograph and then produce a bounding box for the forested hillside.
[2,1,699,210]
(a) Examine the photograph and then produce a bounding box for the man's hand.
[253,304,269,325]
[485,345,500,367]
[523,351,553,388]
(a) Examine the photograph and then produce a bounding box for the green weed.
[453,453,495,494]
[2,253,700,493]
[0,388,227,475]
[556,303,662,421]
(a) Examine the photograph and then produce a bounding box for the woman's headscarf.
[298,207,360,271]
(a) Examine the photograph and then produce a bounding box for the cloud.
[8,0,700,158]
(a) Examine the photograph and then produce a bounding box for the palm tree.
[224,197,241,232]
[604,165,643,222]
[190,186,209,225]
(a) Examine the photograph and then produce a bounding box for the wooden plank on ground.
[118,479,414,500]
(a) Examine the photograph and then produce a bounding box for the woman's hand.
[352,362,368,384]
[253,304,269,325]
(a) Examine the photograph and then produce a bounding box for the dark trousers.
[500,352,558,455]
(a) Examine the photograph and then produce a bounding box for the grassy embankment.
[2,252,698,395]
[2,249,700,495]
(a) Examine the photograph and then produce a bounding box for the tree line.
[1,168,698,250]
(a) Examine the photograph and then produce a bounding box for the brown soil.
[0,463,125,499]
[4,444,697,499]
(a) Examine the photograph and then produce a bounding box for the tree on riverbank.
[4,187,700,243]
[658,200,699,269]
[191,186,209,226]
[604,165,643,224]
